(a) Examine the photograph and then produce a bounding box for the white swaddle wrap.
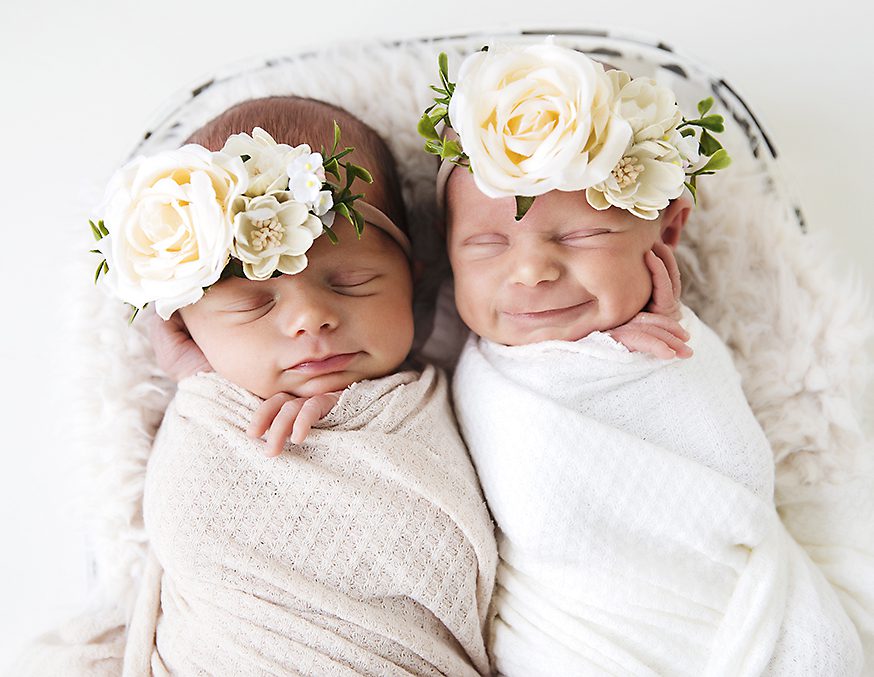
[125,366,497,676]
[453,306,862,676]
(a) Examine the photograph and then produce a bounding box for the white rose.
[98,145,247,319]
[613,76,683,142]
[222,127,302,197]
[448,42,632,198]
[232,194,324,280]
[585,139,686,220]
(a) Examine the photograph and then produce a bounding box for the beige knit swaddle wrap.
[124,367,496,676]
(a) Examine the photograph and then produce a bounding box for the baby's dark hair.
[187,96,407,235]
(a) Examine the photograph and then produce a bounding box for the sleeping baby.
[47,96,498,677]
[428,41,865,676]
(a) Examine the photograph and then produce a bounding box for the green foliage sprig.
[88,219,140,323]
[320,121,373,243]
[678,97,732,203]
[418,53,468,166]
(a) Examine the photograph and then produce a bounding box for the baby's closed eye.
[463,233,508,247]
[559,228,612,244]
[222,295,275,314]
[330,272,381,295]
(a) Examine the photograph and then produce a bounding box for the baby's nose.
[509,248,561,287]
[282,294,339,336]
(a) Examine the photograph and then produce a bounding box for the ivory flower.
[448,42,632,198]
[232,194,324,280]
[98,145,247,319]
[222,127,301,197]
[585,140,686,220]
[287,151,327,205]
[612,75,683,142]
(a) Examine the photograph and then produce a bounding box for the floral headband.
[419,40,731,221]
[90,124,410,321]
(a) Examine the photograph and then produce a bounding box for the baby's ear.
[660,195,692,249]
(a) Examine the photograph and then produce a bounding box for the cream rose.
[448,42,632,198]
[232,194,324,280]
[585,140,686,220]
[222,127,303,197]
[98,145,247,319]
[611,73,683,142]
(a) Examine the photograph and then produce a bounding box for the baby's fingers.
[645,246,682,320]
[264,399,307,457]
[290,399,322,445]
[652,241,682,301]
[247,393,293,439]
[608,324,692,360]
[626,312,689,342]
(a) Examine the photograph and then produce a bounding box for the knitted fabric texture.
[453,306,863,676]
[127,366,497,676]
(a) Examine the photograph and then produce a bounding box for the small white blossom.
[289,171,324,205]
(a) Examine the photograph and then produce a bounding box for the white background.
[2,0,872,668]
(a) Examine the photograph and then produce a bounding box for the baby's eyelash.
[331,274,379,288]
[464,234,508,246]
[560,229,611,241]
[223,299,275,314]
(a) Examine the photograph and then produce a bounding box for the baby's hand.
[645,241,683,320]
[147,312,213,382]
[606,242,692,360]
[246,392,342,457]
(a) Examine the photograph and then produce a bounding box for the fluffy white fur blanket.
[453,306,863,675]
[55,29,873,674]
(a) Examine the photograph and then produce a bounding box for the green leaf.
[440,138,463,160]
[418,113,440,140]
[332,120,341,155]
[514,196,535,221]
[98,220,108,237]
[128,306,140,325]
[438,52,449,82]
[424,139,443,155]
[334,202,352,224]
[684,180,698,205]
[699,148,731,172]
[345,162,373,184]
[93,258,106,284]
[323,225,338,244]
[680,127,696,138]
[697,115,725,133]
[697,97,714,116]
[323,158,340,180]
[89,220,103,241]
[352,208,366,236]
[698,129,723,156]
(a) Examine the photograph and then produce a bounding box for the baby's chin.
[487,322,606,347]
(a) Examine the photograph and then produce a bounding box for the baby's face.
[446,169,669,346]
[179,219,414,399]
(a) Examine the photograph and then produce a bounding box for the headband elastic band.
[356,201,412,258]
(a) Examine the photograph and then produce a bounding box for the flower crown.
[90,123,407,322]
[419,41,731,221]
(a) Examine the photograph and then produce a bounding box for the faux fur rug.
[63,31,873,627]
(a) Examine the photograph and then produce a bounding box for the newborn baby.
[14,96,497,677]
[430,41,864,676]
[132,97,498,676]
